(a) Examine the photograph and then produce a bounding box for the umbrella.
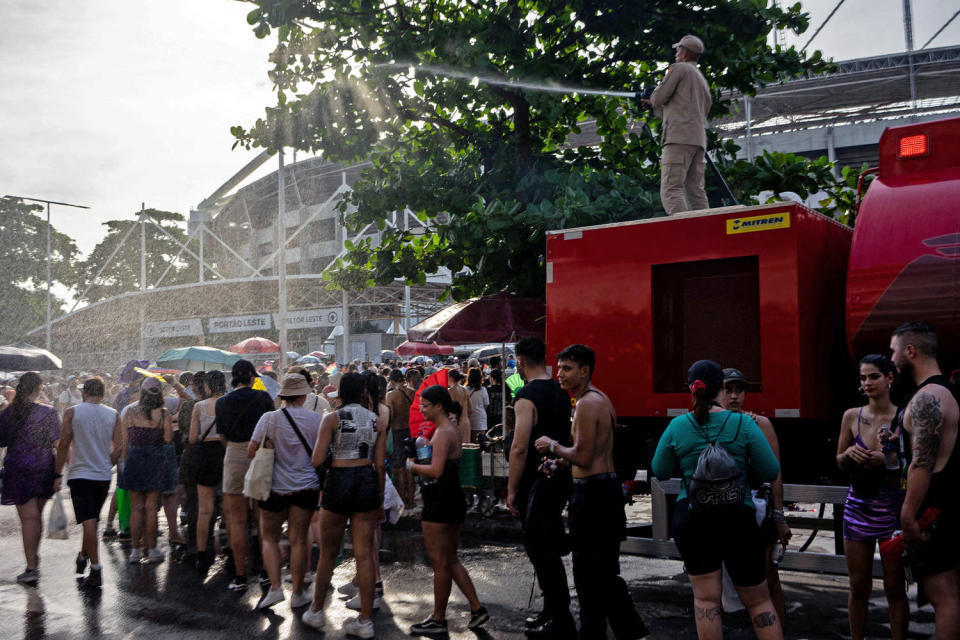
[155,346,242,371]
[396,341,455,356]
[119,359,151,383]
[286,351,300,361]
[230,336,280,354]
[470,344,515,361]
[308,351,328,359]
[253,375,280,399]
[406,292,544,344]
[296,355,322,365]
[379,349,397,360]
[0,342,62,371]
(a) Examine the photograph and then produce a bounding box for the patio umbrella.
[406,292,544,344]
[0,342,62,371]
[230,336,280,354]
[395,341,455,356]
[155,346,242,371]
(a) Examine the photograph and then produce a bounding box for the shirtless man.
[890,321,960,639]
[535,344,648,640]
[385,369,416,508]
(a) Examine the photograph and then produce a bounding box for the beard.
[896,357,915,381]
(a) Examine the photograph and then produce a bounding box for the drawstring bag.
[684,412,745,512]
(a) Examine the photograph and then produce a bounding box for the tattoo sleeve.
[695,605,722,621]
[910,392,942,472]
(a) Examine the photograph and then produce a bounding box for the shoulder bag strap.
[281,408,314,457]
[199,414,218,442]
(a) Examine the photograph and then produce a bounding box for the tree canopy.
[234,0,832,299]
[0,197,79,344]
[76,209,202,303]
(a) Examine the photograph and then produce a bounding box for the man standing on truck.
[534,345,649,640]
[720,368,792,628]
[890,322,960,639]
[642,34,712,215]
[507,337,577,638]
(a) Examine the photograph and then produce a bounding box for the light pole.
[5,195,89,350]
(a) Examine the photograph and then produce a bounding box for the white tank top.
[69,402,118,481]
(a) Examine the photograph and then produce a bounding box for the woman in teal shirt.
[652,360,783,640]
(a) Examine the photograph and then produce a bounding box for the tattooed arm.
[901,391,942,544]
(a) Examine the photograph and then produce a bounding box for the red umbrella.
[406,292,544,344]
[308,350,328,359]
[409,368,450,439]
[395,341,455,356]
[229,336,280,354]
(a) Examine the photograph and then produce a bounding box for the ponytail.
[11,372,43,421]
[691,381,712,425]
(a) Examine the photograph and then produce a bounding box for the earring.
[858,386,866,396]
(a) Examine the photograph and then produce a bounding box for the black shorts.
[321,466,379,516]
[390,429,411,476]
[258,489,321,513]
[195,441,225,488]
[422,478,467,525]
[905,513,959,580]
[68,479,111,524]
[672,499,767,587]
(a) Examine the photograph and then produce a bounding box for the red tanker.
[545,116,960,481]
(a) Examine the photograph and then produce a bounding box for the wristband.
[549,440,557,455]
[770,510,786,523]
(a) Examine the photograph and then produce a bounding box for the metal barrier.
[621,478,883,577]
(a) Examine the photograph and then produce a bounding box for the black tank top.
[906,375,960,519]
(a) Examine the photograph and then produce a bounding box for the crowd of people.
[0,321,957,639]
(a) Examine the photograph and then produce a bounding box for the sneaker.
[76,552,88,574]
[337,581,359,597]
[468,606,490,630]
[343,617,375,639]
[410,617,447,635]
[290,590,313,608]
[146,548,165,564]
[345,592,382,611]
[83,567,102,588]
[286,571,314,585]
[301,607,326,630]
[259,570,271,587]
[195,549,214,579]
[128,548,143,564]
[102,526,117,540]
[117,529,131,542]
[16,569,39,585]
[256,586,285,610]
[228,576,248,592]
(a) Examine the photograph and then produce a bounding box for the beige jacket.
[649,62,711,149]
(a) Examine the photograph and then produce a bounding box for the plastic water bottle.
[416,434,432,465]
[881,425,899,470]
[771,541,785,566]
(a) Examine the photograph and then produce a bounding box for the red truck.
[545,116,960,482]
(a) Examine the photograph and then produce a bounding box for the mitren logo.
[726,212,791,235]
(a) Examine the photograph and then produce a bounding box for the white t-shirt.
[468,387,489,431]
[58,388,82,410]
[251,406,323,493]
[305,392,331,415]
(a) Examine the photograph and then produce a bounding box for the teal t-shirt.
[651,410,780,508]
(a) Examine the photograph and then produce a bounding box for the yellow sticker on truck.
[726,212,791,234]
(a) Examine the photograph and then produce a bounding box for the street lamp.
[5,195,89,351]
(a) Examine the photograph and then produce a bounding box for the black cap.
[687,360,723,396]
[722,368,747,384]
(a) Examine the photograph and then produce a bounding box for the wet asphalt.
[0,498,940,639]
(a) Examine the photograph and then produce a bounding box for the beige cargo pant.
[660,143,709,215]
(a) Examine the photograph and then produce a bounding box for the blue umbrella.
[296,355,322,365]
[155,346,242,372]
[286,351,301,361]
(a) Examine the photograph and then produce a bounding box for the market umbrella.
[155,346,242,372]
[395,341,455,356]
[0,342,62,371]
[406,292,544,344]
[230,336,280,354]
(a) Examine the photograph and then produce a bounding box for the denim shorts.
[321,465,379,516]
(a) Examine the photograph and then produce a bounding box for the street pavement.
[0,499,940,639]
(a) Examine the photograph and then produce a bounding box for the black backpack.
[682,412,745,512]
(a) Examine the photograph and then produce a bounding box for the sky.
[1,0,958,264]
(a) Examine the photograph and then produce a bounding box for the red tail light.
[898,134,929,158]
